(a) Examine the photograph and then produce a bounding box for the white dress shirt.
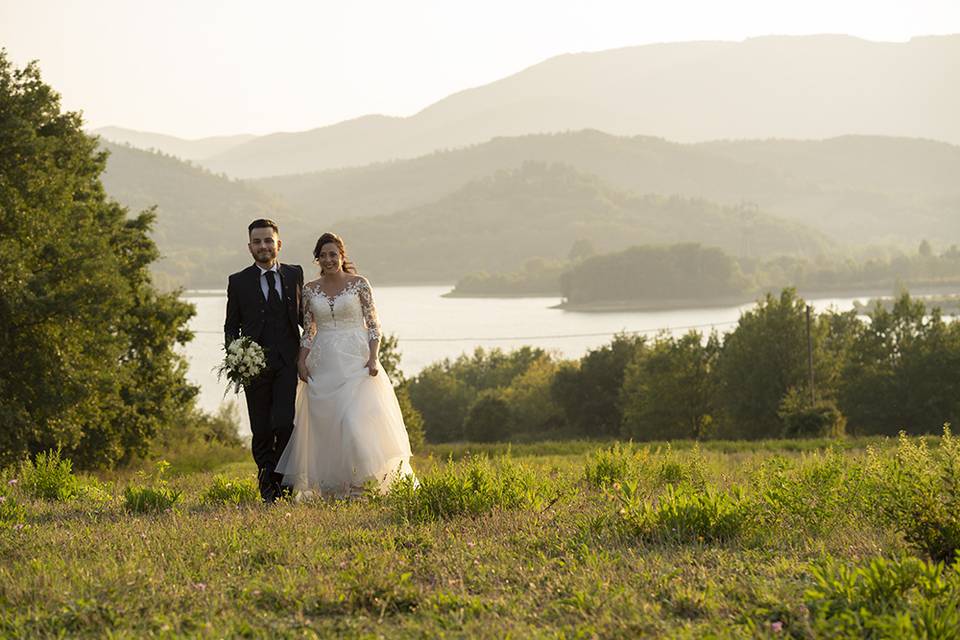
[257,264,283,301]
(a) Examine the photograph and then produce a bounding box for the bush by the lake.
[778,392,847,438]
[402,288,960,444]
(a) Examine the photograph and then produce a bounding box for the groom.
[224,219,304,503]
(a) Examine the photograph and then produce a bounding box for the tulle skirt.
[275,327,415,497]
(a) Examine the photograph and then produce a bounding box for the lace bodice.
[300,277,382,347]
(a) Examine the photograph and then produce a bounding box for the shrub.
[614,481,750,543]
[751,449,865,538]
[654,444,707,490]
[123,460,182,514]
[865,427,960,562]
[385,455,542,523]
[583,442,649,488]
[462,389,512,442]
[201,475,259,506]
[778,390,846,438]
[19,449,81,501]
[0,486,26,529]
[806,555,960,638]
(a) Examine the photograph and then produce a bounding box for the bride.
[275,232,416,497]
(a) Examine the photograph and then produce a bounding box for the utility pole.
[806,305,815,405]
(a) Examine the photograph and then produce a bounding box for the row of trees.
[0,52,233,468]
[405,289,960,442]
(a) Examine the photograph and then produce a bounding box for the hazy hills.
[255,131,960,248]
[98,142,311,288]
[93,127,255,163]
[99,142,828,287]
[333,163,829,283]
[115,35,959,178]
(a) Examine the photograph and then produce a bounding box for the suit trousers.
[244,361,298,491]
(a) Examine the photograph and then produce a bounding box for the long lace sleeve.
[357,278,382,342]
[300,286,317,348]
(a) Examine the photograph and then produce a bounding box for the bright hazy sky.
[1,0,958,139]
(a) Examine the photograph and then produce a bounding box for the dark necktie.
[265,270,281,305]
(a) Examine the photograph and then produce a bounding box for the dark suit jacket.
[224,263,304,363]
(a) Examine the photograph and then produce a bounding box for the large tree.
[620,331,720,441]
[840,294,960,435]
[713,289,850,439]
[0,52,197,468]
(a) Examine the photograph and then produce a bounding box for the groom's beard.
[255,248,277,264]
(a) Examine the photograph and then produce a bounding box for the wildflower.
[7,479,17,485]
[193,582,207,592]
[13,523,24,531]
[771,621,783,633]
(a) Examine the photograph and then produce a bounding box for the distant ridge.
[184,35,959,178]
[253,130,960,248]
[92,126,256,162]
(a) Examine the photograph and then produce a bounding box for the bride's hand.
[297,361,310,383]
[366,358,379,376]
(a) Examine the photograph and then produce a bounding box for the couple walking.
[224,219,415,502]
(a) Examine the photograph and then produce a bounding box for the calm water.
[184,286,866,434]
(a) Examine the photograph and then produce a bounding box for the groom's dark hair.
[248,218,279,237]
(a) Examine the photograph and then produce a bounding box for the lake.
[183,286,868,434]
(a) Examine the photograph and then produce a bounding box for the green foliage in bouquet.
[218,337,266,394]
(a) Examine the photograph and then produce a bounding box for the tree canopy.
[0,52,197,468]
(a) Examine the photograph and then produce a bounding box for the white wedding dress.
[275,277,415,497]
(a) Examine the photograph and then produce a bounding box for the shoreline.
[181,282,960,312]
[441,290,560,299]
[553,283,960,313]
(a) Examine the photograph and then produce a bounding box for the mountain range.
[252,131,960,248]
[91,34,960,290]
[98,141,830,287]
[94,35,960,179]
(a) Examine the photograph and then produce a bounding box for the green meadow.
[2,434,959,639]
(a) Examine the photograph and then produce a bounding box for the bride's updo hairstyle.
[313,232,357,275]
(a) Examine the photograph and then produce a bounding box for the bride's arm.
[358,277,382,376]
[298,286,317,382]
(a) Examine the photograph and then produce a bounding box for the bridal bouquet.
[218,337,266,394]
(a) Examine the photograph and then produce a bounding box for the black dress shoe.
[261,482,279,504]
[258,468,277,503]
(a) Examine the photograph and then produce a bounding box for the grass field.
[1,434,958,638]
